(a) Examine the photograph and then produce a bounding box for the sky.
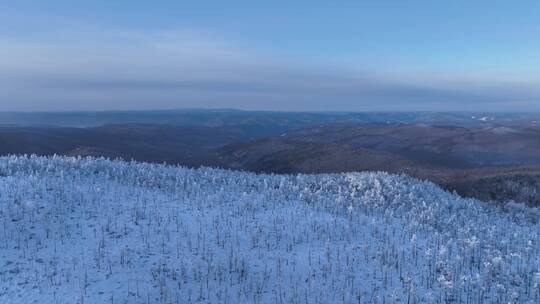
[1,0,540,112]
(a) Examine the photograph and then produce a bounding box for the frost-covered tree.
[0,155,538,303]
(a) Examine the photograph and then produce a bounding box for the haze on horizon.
[1,0,540,112]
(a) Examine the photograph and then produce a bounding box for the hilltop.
[0,156,538,303]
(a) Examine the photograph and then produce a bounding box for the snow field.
[0,155,539,303]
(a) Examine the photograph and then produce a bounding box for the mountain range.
[1,110,540,205]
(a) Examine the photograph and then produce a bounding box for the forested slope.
[0,156,538,303]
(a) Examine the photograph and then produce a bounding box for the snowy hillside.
[0,156,539,303]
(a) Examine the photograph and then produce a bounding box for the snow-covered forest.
[0,155,539,303]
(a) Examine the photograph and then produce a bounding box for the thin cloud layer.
[1,30,539,112]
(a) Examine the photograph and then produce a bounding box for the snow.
[0,155,539,303]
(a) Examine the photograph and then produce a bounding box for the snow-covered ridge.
[0,155,539,303]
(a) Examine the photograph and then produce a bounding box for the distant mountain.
[2,109,540,127]
[214,123,540,205]
[1,117,540,205]
[217,123,540,170]
[217,138,422,174]
[0,124,268,167]
[4,122,539,171]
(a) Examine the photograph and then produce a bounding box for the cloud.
[1,29,539,112]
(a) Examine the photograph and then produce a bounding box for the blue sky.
[1,0,539,111]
